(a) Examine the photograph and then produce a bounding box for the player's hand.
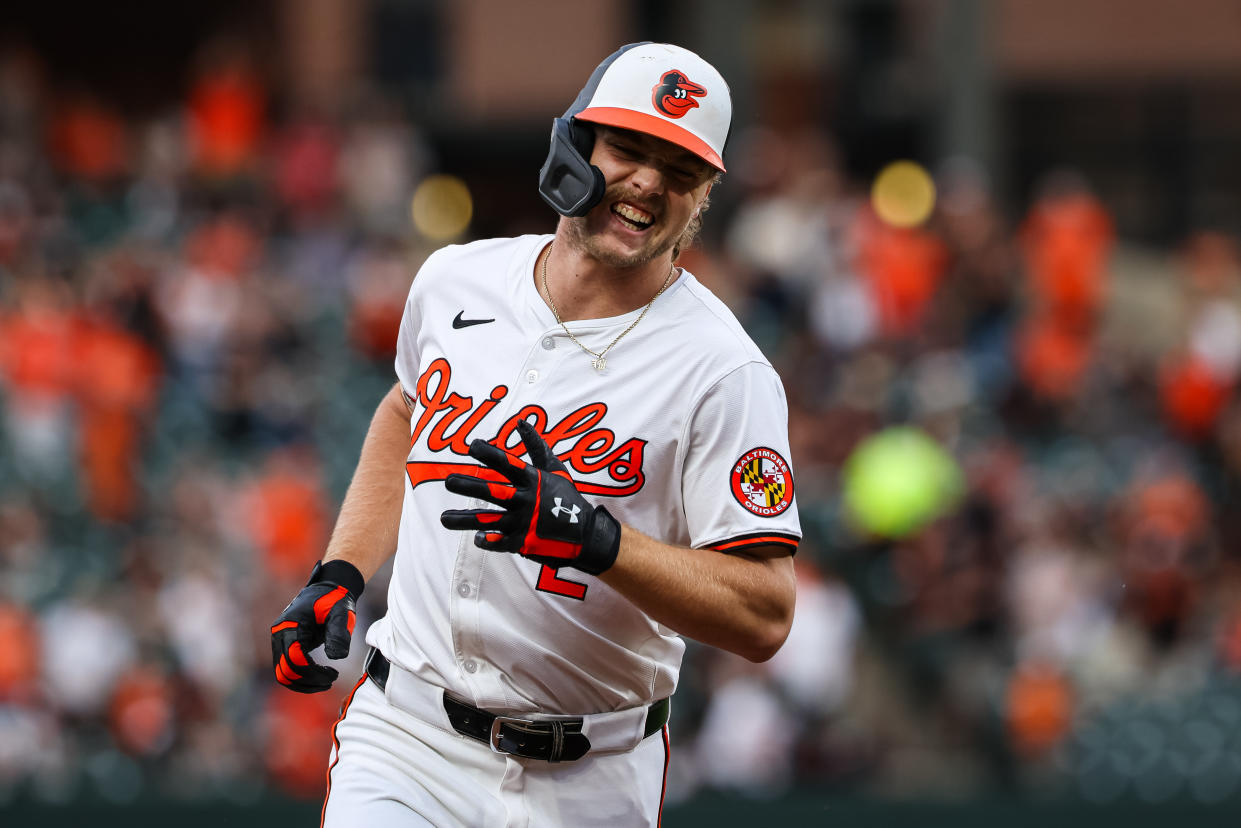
[440,420,621,575]
[270,560,365,694]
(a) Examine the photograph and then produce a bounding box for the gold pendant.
[592,357,607,371]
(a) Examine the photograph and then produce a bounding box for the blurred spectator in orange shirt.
[1019,171,1114,324]
[1015,315,1094,401]
[0,277,80,486]
[46,93,128,182]
[0,277,78,400]
[1116,470,1211,647]
[187,42,265,179]
[183,210,261,281]
[243,446,330,583]
[1011,172,1115,403]
[0,602,40,703]
[1006,659,1073,758]
[1157,231,1241,438]
[1159,351,1232,438]
[852,205,948,339]
[108,664,176,759]
[73,312,162,523]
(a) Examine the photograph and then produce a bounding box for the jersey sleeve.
[393,253,433,408]
[681,361,801,554]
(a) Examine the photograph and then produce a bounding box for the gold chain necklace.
[541,242,676,372]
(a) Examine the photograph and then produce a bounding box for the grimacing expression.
[565,126,715,269]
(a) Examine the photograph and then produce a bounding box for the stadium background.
[4,1,1241,824]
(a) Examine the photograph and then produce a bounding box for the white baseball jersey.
[365,233,800,717]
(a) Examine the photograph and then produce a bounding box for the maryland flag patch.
[730,447,794,517]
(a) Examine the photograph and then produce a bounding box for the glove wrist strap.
[312,559,366,598]
[577,506,621,575]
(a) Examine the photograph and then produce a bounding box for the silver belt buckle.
[488,716,526,754]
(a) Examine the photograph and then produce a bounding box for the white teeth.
[613,203,653,227]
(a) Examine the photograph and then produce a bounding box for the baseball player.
[271,42,800,827]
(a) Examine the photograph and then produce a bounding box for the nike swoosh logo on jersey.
[453,311,495,329]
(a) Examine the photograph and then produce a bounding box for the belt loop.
[364,647,390,692]
[549,720,565,763]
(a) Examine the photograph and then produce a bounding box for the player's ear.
[694,185,712,218]
[700,170,719,205]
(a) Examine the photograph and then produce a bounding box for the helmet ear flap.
[538,42,650,218]
[538,118,606,217]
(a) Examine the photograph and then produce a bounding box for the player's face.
[567,126,715,269]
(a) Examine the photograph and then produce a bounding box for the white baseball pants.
[320,675,671,827]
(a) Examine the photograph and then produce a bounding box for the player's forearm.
[323,383,410,580]
[599,526,796,662]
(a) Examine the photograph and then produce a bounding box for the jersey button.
[542,336,555,350]
[463,659,478,674]
[526,369,539,383]
[457,582,471,597]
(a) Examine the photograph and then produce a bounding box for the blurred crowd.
[3,41,1241,809]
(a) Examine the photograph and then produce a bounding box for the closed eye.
[608,141,641,160]
[600,131,710,185]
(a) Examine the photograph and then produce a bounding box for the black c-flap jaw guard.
[536,42,651,218]
[538,118,606,217]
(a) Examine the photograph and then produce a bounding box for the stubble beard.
[563,185,685,269]
[562,216,677,269]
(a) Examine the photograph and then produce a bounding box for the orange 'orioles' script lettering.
[405,358,648,599]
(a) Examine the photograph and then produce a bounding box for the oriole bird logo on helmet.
[651,70,706,118]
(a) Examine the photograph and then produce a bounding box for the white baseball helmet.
[538,42,732,217]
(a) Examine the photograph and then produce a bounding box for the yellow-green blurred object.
[842,426,964,538]
[411,175,473,240]
[871,160,936,228]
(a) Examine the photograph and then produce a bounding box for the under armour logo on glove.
[551,498,580,523]
[270,560,365,694]
[439,420,621,575]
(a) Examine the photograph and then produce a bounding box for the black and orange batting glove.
[270,560,365,693]
[440,420,621,575]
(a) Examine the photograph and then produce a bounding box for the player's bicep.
[729,543,796,564]
[715,543,796,626]
[729,546,795,587]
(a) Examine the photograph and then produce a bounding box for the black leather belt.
[364,647,669,763]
